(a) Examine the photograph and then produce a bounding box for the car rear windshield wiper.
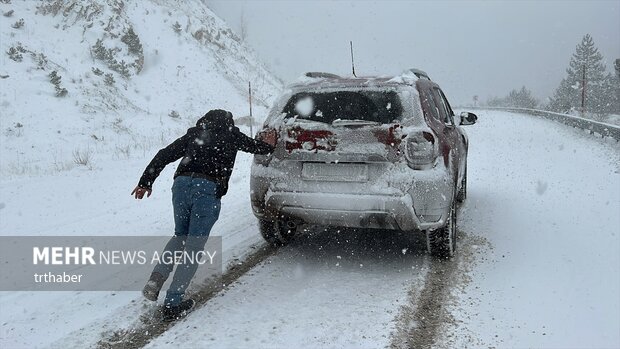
[331,119,381,126]
[291,118,330,125]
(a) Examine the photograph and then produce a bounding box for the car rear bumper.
[252,191,449,231]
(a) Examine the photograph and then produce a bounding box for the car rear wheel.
[258,218,295,247]
[426,200,457,258]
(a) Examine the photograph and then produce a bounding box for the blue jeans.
[152,176,221,306]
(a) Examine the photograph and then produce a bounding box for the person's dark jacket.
[137,109,273,198]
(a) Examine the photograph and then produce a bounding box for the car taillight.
[254,128,278,165]
[375,124,406,148]
[285,127,335,152]
[404,131,438,169]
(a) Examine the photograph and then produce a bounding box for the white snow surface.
[0,153,269,349]
[0,0,282,347]
[0,0,282,177]
[1,103,618,348]
[148,110,617,348]
[437,110,620,348]
[0,81,619,349]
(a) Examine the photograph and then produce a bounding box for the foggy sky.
[207,0,620,106]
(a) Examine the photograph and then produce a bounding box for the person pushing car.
[131,109,275,321]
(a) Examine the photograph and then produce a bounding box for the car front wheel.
[426,200,457,258]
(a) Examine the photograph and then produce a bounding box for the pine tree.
[48,71,67,97]
[121,27,142,55]
[112,60,131,78]
[487,96,504,107]
[549,34,607,115]
[48,71,61,85]
[506,86,538,108]
[92,39,107,60]
[548,78,572,113]
[602,58,620,115]
[104,73,115,86]
[7,46,23,62]
[487,86,537,108]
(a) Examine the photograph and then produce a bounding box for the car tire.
[426,200,457,258]
[258,218,294,247]
[456,167,467,203]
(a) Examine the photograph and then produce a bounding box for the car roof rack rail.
[304,72,341,79]
[406,68,431,80]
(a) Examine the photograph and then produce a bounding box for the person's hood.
[196,109,235,131]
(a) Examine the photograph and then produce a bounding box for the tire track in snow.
[133,228,430,348]
[96,226,477,348]
[96,243,278,349]
[390,231,492,349]
[390,254,457,349]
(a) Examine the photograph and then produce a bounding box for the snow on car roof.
[289,71,419,90]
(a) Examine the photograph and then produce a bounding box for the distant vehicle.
[250,69,477,257]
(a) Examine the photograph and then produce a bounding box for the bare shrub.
[111,118,129,133]
[52,157,74,172]
[104,73,115,86]
[72,148,93,167]
[115,144,131,158]
[11,18,24,29]
[6,46,23,62]
[4,123,23,137]
[48,70,68,97]
[35,0,63,16]
[35,53,47,70]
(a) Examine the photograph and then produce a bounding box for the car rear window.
[282,90,403,124]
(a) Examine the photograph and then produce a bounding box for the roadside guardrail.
[467,107,620,142]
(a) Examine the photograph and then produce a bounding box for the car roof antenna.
[350,41,357,77]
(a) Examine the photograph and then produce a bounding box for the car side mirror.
[459,112,477,126]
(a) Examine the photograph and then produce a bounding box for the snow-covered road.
[142,230,430,349]
[438,110,620,348]
[1,111,618,348]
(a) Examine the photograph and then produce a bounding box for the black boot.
[142,272,165,301]
[162,299,196,322]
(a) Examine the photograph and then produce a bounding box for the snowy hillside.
[0,0,282,177]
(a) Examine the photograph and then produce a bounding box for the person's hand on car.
[262,130,277,147]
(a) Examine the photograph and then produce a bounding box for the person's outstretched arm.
[132,132,190,199]
[233,128,275,155]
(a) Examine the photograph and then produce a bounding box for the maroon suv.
[250,69,477,257]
